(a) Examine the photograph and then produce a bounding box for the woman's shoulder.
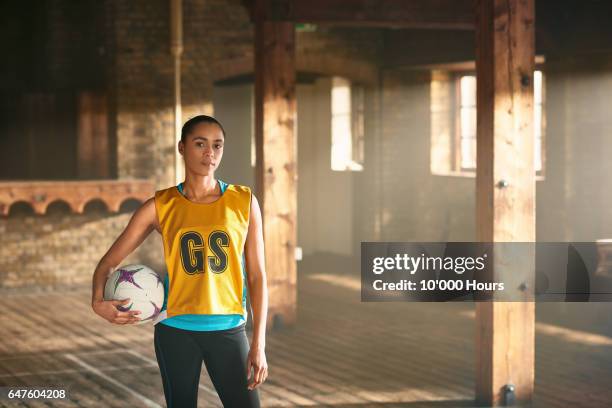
[153,185,179,207]
[224,182,252,195]
[154,185,178,196]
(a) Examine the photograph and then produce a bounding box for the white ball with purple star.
[104,264,164,325]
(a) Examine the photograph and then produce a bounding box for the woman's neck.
[182,176,219,200]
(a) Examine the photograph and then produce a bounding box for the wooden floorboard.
[0,271,611,407]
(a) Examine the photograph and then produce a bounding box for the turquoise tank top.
[158,179,248,331]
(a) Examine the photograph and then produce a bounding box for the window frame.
[449,68,546,178]
[330,76,365,172]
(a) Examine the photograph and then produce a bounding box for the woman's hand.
[246,345,268,390]
[92,298,142,325]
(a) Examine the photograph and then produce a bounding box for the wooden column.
[475,0,535,406]
[254,1,297,328]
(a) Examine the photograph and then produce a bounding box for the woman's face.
[179,122,224,176]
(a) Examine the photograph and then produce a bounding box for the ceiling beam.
[244,0,475,29]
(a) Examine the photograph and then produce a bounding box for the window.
[431,69,545,177]
[533,70,544,173]
[458,76,477,170]
[456,71,545,173]
[331,77,364,171]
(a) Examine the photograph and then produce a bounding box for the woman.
[91,115,268,407]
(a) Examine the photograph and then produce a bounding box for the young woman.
[91,115,268,407]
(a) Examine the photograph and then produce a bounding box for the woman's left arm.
[244,193,269,390]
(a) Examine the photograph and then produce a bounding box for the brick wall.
[0,204,164,291]
[112,0,174,187]
[359,67,477,243]
[367,57,612,245]
[1,0,386,290]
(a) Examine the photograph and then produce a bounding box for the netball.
[103,264,164,324]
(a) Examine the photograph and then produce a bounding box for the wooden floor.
[1,271,611,407]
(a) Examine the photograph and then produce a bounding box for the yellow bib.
[154,183,251,318]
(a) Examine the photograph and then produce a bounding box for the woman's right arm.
[91,196,160,324]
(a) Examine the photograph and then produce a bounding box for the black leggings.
[154,322,260,408]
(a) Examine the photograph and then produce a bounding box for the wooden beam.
[254,0,298,328]
[379,0,612,69]
[211,54,378,85]
[247,0,474,29]
[475,0,535,406]
[383,29,476,68]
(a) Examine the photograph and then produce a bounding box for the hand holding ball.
[102,264,165,325]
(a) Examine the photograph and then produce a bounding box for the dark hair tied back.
[181,115,226,143]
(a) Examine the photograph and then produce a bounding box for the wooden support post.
[254,0,297,328]
[475,0,535,406]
